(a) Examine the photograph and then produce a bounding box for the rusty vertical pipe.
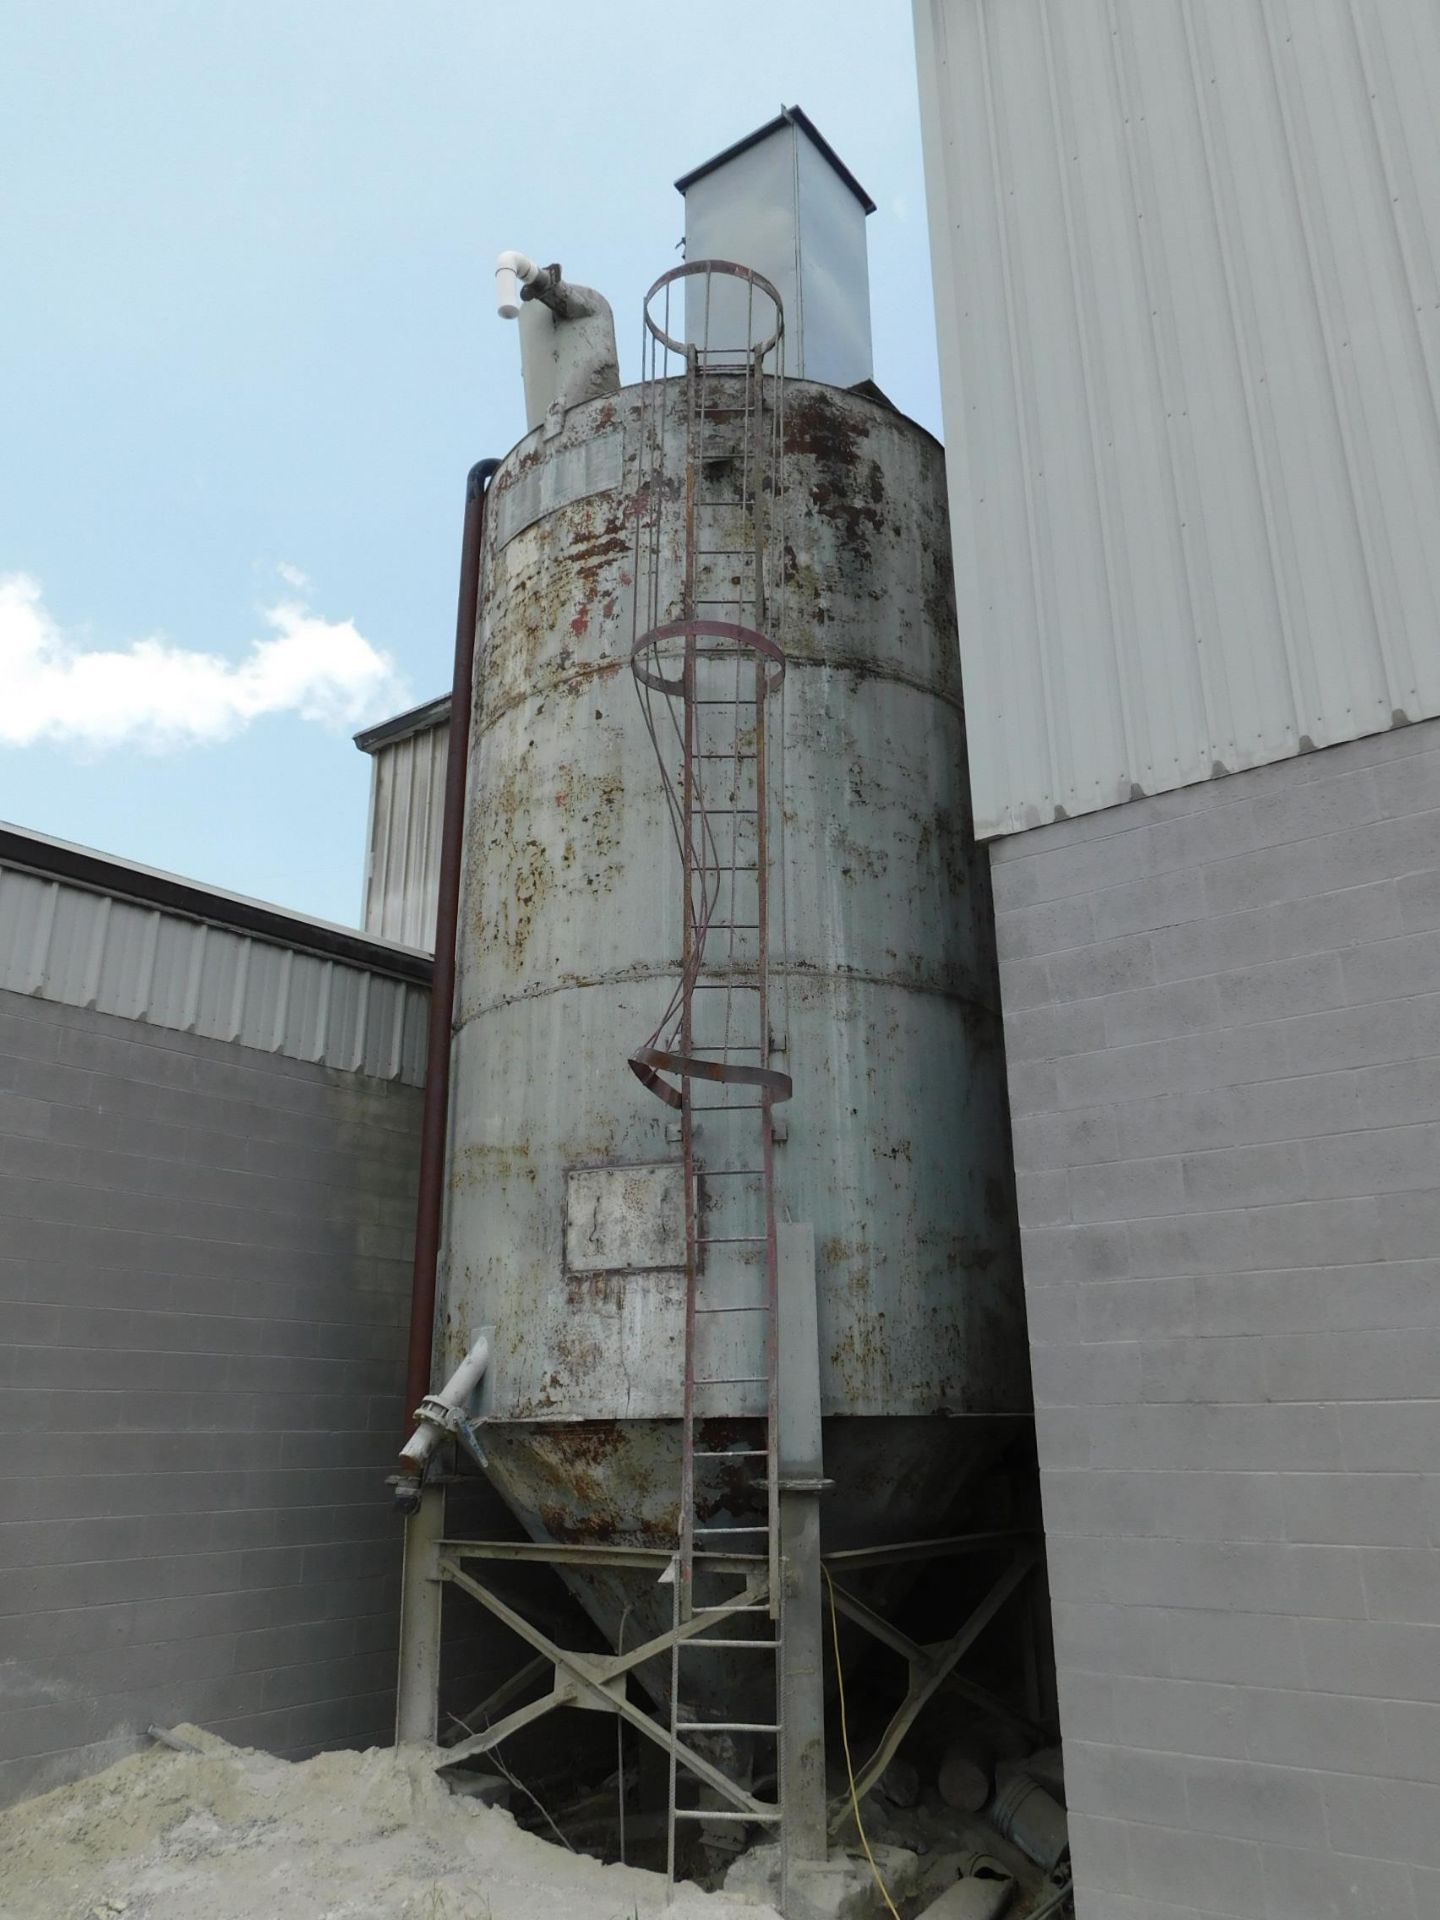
[402,456,500,1441]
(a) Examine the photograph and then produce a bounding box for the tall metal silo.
[396,114,1036,1908]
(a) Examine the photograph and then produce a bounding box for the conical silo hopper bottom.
[474,1413,1027,1726]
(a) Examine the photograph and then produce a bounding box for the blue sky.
[0,2,940,929]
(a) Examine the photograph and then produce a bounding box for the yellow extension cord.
[823,1564,902,1920]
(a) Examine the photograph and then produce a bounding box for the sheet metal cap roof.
[675,104,876,216]
[353,693,451,755]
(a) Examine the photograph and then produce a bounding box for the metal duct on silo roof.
[676,105,876,391]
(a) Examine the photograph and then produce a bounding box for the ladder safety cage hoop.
[642,259,785,363]
[631,618,786,698]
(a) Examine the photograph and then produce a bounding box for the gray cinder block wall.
[0,991,420,1807]
[991,719,1440,1920]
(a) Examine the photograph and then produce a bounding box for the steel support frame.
[395,1484,445,1744]
[435,1550,777,1820]
[776,1221,827,1893]
[427,1531,1042,1853]
[823,1543,1040,1834]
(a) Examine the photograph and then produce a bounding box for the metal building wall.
[0,834,428,1086]
[914,0,1440,838]
[358,708,448,950]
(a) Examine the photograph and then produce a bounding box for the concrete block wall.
[0,990,420,1806]
[989,719,1440,1920]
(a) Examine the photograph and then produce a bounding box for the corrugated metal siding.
[915,0,1440,837]
[362,718,447,949]
[0,864,428,1084]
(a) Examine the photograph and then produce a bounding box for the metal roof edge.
[675,104,877,215]
[0,821,432,986]
[353,693,452,755]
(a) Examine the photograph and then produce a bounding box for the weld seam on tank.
[471,651,967,734]
[457,973,1001,1025]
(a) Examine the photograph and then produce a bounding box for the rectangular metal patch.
[565,1162,686,1275]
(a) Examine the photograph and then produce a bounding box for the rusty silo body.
[438,364,1031,1709]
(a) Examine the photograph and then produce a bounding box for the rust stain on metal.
[441,375,1032,1630]
[784,390,888,566]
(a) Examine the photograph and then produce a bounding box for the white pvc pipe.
[399,1330,491,1470]
[495,250,539,320]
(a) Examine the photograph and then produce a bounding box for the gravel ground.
[0,1728,780,1920]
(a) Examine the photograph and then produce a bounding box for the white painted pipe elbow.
[398,1331,491,1470]
[495,250,539,320]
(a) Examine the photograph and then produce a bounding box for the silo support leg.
[777,1223,827,1876]
[395,1483,445,1745]
[779,1490,825,1863]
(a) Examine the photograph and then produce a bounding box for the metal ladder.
[629,261,792,1880]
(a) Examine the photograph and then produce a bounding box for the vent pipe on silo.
[399,454,499,1495]
[496,251,620,433]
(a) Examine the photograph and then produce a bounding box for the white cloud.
[0,573,406,753]
[276,561,309,589]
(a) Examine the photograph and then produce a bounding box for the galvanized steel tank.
[443,377,1030,1681]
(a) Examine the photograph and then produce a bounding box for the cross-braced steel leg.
[825,1547,1038,1833]
[823,1570,1046,1745]
[441,1654,551,1748]
[436,1557,779,1823]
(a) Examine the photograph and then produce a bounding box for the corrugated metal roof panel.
[360,712,448,950]
[0,864,428,1087]
[915,0,1440,836]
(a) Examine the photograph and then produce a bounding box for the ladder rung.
[693,1603,771,1614]
[676,1722,779,1734]
[672,1809,783,1823]
[694,1525,769,1534]
[696,1166,764,1176]
[697,1233,766,1243]
[695,1375,768,1385]
[680,1638,780,1650]
[696,1304,767,1315]
[694,1449,768,1458]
